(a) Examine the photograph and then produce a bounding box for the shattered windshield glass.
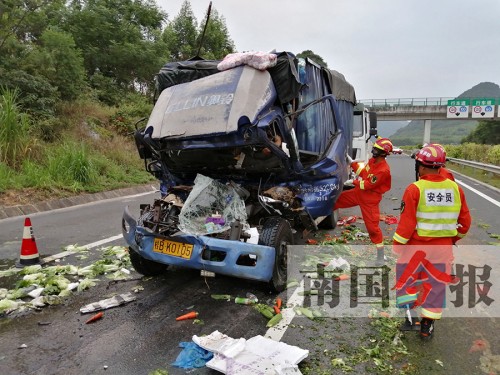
[178,174,249,235]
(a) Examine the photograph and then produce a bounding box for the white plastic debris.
[67,282,79,291]
[324,257,350,271]
[30,296,46,307]
[193,331,308,374]
[27,287,45,299]
[355,231,369,237]
[80,292,136,314]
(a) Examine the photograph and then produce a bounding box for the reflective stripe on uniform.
[359,180,365,189]
[416,223,458,231]
[416,212,460,219]
[393,233,409,244]
[421,308,442,320]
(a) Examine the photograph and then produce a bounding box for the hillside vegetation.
[0,0,236,206]
[390,120,478,145]
[0,88,156,206]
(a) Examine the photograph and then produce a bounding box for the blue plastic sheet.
[171,341,214,369]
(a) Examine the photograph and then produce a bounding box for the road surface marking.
[40,234,123,264]
[456,179,500,208]
[265,281,305,341]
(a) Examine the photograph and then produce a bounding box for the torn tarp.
[193,330,308,374]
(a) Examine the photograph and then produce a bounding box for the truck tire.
[258,217,293,293]
[319,209,339,230]
[129,248,167,276]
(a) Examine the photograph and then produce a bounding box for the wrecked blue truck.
[122,52,376,292]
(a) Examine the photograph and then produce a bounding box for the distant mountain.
[458,82,500,98]
[377,120,410,138]
[390,82,500,145]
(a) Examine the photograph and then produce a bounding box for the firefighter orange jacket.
[351,158,391,194]
[393,174,471,245]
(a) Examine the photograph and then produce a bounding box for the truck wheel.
[259,217,293,293]
[129,248,167,276]
[319,209,339,230]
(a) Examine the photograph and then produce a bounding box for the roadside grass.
[401,145,500,189]
[447,162,500,190]
[0,93,155,204]
[0,87,32,169]
[0,139,153,198]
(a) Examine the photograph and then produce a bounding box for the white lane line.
[265,281,305,341]
[40,234,123,264]
[122,189,158,200]
[5,233,124,275]
[456,179,500,208]
[84,234,123,249]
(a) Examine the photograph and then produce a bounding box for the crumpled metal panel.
[148,65,277,140]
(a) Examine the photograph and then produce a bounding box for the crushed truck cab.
[122,52,361,292]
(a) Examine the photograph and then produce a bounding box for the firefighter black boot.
[420,318,435,339]
[400,309,421,331]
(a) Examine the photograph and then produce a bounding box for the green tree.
[162,1,235,61]
[30,28,87,101]
[0,0,65,53]
[64,0,168,102]
[196,8,235,60]
[296,50,328,67]
[162,0,198,60]
[0,1,70,115]
[461,120,500,145]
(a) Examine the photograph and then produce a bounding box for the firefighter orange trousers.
[334,188,383,246]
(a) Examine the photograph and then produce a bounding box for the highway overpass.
[358,97,499,143]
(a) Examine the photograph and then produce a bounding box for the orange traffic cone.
[16,217,40,268]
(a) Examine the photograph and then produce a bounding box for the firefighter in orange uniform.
[393,144,471,339]
[335,137,393,264]
[412,143,455,181]
[438,166,455,181]
[435,145,455,181]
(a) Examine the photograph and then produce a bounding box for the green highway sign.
[471,98,495,118]
[447,99,470,118]
[447,99,470,106]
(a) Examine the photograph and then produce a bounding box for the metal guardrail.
[359,97,455,107]
[448,157,500,175]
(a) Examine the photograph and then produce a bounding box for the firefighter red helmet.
[432,143,447,159]
[373,138,393,155]
[415,143,446,168]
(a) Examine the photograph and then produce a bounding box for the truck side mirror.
[369,112,377,129]
[369,128,378,136]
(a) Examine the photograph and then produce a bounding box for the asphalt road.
[1,154,499,375]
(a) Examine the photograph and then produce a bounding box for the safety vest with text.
[414,178,461,238]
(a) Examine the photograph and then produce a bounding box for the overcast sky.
[156,0,499,100]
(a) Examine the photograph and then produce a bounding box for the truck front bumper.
[122,206,275,282]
